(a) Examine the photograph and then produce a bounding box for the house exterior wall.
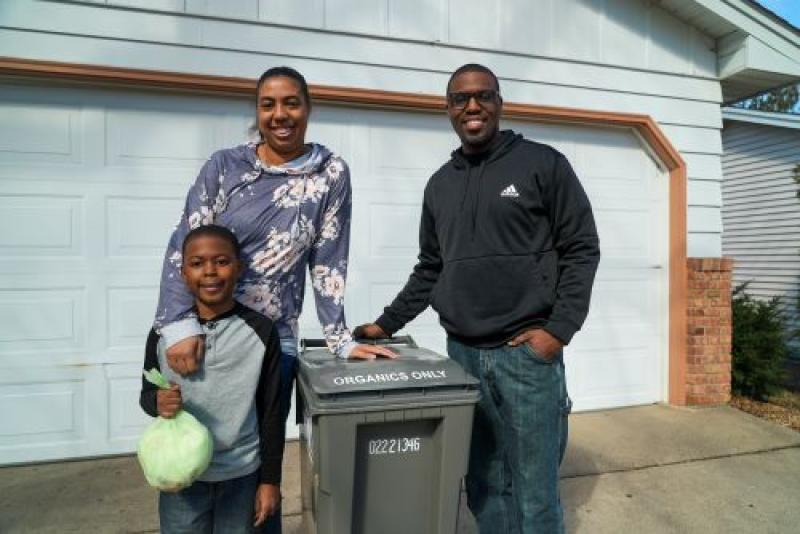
[0,0,741,462]
[1,0,725,256]
[722,120,800,359]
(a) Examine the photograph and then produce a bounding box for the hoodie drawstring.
[471,158,487,240]
[460,166,473,212]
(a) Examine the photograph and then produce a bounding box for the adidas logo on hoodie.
[500,184,520,198]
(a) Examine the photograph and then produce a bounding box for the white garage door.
[0,83,667,464]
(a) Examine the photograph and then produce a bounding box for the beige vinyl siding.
[722,120,800,359]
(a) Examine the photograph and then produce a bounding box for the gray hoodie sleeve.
[153,154,223,347]
[308,158,356,359]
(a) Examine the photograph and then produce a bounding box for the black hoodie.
[376,130,600,348]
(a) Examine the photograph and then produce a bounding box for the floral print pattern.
[154,143,356,358]
[312,265,346,306]
[272,174,330,209]
[187,205,214,229]
[239,281,283,321]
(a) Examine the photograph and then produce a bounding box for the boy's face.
[181,235,241,318]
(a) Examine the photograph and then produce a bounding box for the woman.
[153,66,394,532]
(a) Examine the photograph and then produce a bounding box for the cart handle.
[300,335,417,351]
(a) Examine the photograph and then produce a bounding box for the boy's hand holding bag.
[137,368,213,492]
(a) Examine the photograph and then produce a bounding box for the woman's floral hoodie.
[154,142,357,358]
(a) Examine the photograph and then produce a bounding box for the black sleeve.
[139,329,161,418]
[375,184,442,335]
[254,322,285,485]
[541,153,601,344]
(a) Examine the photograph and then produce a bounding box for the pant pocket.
[520,341,556,365]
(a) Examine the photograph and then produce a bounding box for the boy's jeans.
[159,469,261,534]
[447,338,571,534]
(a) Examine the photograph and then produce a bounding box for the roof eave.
[722,106,800,129]
[660,0,800,101]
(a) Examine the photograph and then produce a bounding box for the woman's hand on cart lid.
[348,343,397,360]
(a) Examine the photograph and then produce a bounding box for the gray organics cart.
[297,336,480,534]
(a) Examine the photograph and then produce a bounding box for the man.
[356,64,600,533]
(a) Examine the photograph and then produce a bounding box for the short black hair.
[182,225,241,258]
[446,63,500,94]
[256,66,312,108]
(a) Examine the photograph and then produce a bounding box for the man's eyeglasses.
[447,90,500,110]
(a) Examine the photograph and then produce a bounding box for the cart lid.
[298,337,479,397]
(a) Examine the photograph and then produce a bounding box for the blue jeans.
[261,338,298,534]
[448,338,571,534]
[159,469,262,533]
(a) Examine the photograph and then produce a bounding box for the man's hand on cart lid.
[353,323,388,340]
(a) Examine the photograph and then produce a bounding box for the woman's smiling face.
[256,75,310,164]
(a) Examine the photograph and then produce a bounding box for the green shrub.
[731,283,788,400]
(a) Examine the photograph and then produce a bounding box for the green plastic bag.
[137,369,214,492]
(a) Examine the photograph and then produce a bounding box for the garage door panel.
[573,322,660,353]
[350,189,423,266]
[106,195,182,258]
[107,286,159,352]
[0,286,86,358]
[509,122,577,160]
[568,352,661,410]
[106,109,220,168]
[307,109,353,162]
[0,366,113,463]
[0,164,198,187]
[366,202,422,258]
[583,177,647,205]
[594,208,655,259]
[0,369,89,462]
[0,380,84,441]
[366,112,456,183]
[0,101,83,166]
[583,176,657,206]
[587,277,658,322]
[509,122,650,180]
[107,364,152,447]
[573,134,650,179]
[0,194,84,256]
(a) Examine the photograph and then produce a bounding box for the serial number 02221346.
[368,437,421,455]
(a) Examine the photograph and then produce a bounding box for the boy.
[140,224,284,533]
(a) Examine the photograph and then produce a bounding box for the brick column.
[685,258,733,405]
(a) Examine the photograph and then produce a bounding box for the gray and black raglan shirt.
[140,303,284,484]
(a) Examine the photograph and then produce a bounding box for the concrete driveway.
[2,405,799,533]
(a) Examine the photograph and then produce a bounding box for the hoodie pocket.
[432,251,557,339]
